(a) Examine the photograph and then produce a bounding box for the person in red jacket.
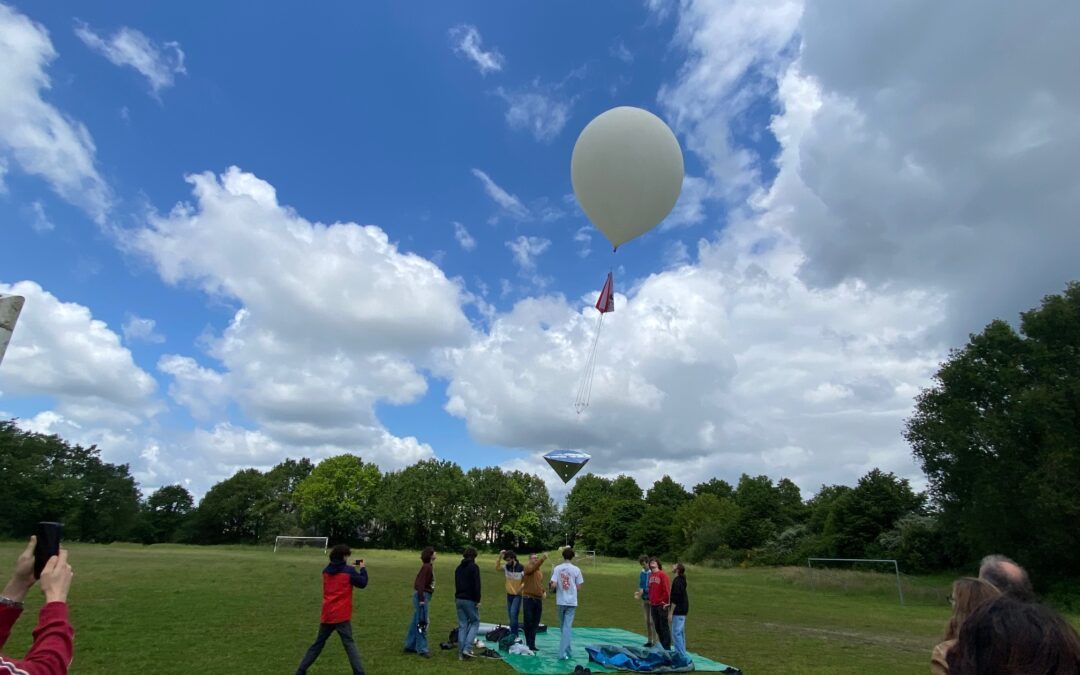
[0,536,74,675]
[295,544,369,675]
[647,557,672,651]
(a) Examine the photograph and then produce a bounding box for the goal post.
[274,536,328,553]
[807,557,905,606]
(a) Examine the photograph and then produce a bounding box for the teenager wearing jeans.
[454,547,482,660]
[496,550,525,636]
[403,547,435,658]
[549,547,584,660]
[669,563,689,658]
[647,557,672,651]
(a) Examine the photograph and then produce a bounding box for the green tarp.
[494,626,739,674]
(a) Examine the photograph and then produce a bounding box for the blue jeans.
[506,594,522,635]
[671,615,687,656]
[296,621,365,675]
[404,591,430,654]
[455,598,480,654]
[557,604,576,659]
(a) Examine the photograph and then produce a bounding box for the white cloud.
[449,24,504,75]
[0,4,110,221]
[506,236,551,274]
[453,221,477,251]
[157,354,227,422]
[74,21,185,97]
[660,175,710,230]
[610,40,634,64]
[29,200,53,232]
[472,168,529,220]
[122,314,165,343]
[0,280,160,426]
[496,83,571,143]
[442,246,946,493]
[573,227,592,258]
[124,167,470,473]
[436,0,1080,495]
[656,0,802,200]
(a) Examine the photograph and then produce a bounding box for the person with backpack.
[550,547,584,661]
[454,547,482,660]
[496,550,525,637]
[403,547,435,659]
[669,563,689,658]
[647,557,672,651]
[295,544,368,675]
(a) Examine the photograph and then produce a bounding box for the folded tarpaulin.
[586,644,727,673]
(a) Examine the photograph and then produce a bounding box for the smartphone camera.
[33,521,62,579]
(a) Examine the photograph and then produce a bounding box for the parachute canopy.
[543,449,591,483]
[571,106,684,249]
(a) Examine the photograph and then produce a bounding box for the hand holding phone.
[33,522,62,580]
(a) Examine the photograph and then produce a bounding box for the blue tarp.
[585,644,698,673]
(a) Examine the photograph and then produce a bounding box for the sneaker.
[461,649,476,659]
[643,642,654,648]
[418,652,431,659]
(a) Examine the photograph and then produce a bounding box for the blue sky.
[2,0,1076,499]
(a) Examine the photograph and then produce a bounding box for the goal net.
[807,557,905,605]
[274,536,328,553]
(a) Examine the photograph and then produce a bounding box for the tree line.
[2,282,1078,586]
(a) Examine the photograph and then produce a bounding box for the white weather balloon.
[571,106,684,249]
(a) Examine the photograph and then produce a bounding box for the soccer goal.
[807,557,905,605]
[274,536,328,553]
[584,550,597,566]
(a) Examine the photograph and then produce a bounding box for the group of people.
[448,546,584,660]
[932,554,1080,674]
[636,555,690,658]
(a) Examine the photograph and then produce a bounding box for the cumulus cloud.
[472,168,529,221]
[0,4,110,221]
[0,280,160,426]
[74,21,186,97]
[124,167,470,472]
[440,0,1078,494]
[449,24,504,75]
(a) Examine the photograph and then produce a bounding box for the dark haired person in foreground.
[404,547,435,659]
[946,595,1080,674]
[0,537,74,675]
[295,544,368,675]
[669,563,689,658]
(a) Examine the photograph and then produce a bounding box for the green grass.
[0,542,1072,674]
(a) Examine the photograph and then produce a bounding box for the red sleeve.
[0,602,73,675]
[0,604,21,650]
[660,573,671,605]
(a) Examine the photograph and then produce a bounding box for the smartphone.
[33,522,62,579]
[354,558,364,565]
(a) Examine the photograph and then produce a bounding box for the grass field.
[0,542,1073,674]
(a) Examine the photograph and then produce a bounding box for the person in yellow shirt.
[496,550,526,637]
[521,552,548,651]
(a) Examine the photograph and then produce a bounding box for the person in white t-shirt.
[548,547,584,660]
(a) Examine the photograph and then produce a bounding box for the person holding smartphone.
[0,535,75,674]
[295,544,368,675]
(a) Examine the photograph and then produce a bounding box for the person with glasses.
[932,577,1000,674]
